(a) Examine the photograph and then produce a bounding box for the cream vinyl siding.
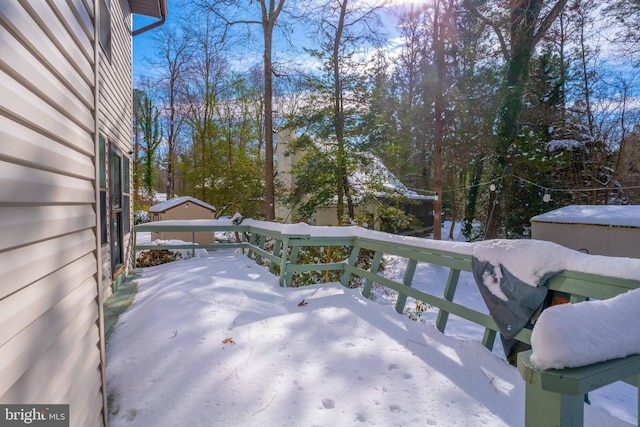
[0,1,106,426]
[99,0,134,295]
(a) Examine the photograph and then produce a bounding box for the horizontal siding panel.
[64,339,103,422]
[98,0,132,147]
[3,291,99,404]
[0,24,93,129]
[69,0,95,33]
[0,114,94,179]
[0,275,97,398]
[0,205,95,252]
[22,0,94,78]
[0,253,96,348]
[0,69,93,153]
[0,229,96,300]
[98,74,132,146]
[83,397,106,427]
[69,378,104,427]
[0,2,93,98]
[72,379,104,427]
[0,160,94,205]
[45,0,94,60]
[40,314,101,403]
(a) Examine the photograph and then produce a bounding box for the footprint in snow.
[322,398,335,409]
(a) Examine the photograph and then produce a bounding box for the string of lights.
[407,173,640,201]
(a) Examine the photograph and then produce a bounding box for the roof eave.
[129,0,166,18]
[130,0,167,36]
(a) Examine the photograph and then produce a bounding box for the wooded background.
[132,0,640,240]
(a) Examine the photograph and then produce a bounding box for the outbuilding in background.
[531,205,640,259]
[149,196,216,244]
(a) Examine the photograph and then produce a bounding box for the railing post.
[395,259,417,314]
[523,383,583,427]
[191,231,195,257]
[435,268,461,333]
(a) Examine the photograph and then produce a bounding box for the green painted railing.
[133,219,640,350]
[133,219,640,426]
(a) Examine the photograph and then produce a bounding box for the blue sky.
[132,0,407,81]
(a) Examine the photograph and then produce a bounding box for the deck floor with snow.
[105,250,633,427]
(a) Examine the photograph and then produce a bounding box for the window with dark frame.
[99,0,111,59]
[99,135,108,245]
[123,156,131,233]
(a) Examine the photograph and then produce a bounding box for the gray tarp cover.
[471,258,557,339]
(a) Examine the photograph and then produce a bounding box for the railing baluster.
[270,239,283,274]
[362,250,384,298]
[255,235,266,264]
[341,244,361,287]
[436,268,461,334]
[395,259,418,314]
[482,328,497,351]
[282,239,299,287]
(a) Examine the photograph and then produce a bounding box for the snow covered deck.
[120,221,640,426]
[106,249,638,426]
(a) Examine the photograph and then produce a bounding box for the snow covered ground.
[107,231,638,426]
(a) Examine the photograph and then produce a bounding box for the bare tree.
[151,26,191,199]
[303,0,388,224]
[182,11,228,202]
[198,0,287,220]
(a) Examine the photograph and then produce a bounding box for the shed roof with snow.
[149,196,216,213]
[531,205,640,228]
[531,205,640,258]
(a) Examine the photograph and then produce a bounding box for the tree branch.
[533,0,569,46]
[463,0,509,61]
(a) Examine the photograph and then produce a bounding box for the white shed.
[531,205,640,259]
[149,196,217,244]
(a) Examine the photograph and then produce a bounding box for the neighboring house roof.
[349,154,434,201]
[531,205,640,228]
[149,196,216,213]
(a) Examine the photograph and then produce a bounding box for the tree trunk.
[333,0,349,224]
[263,24,275,220]
[260,0,285,221]
[432,0,449,240]
[484,0,568,239]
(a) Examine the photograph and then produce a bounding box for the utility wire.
[407,173,640,196]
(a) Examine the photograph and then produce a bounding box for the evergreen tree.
[137,92,163,198]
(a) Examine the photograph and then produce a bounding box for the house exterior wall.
[99,0,134,299]
[0,1,106,426]
[315,205,368,226]
[531,222,640,259]
[275,128,303,222]
[151,203,216,244]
